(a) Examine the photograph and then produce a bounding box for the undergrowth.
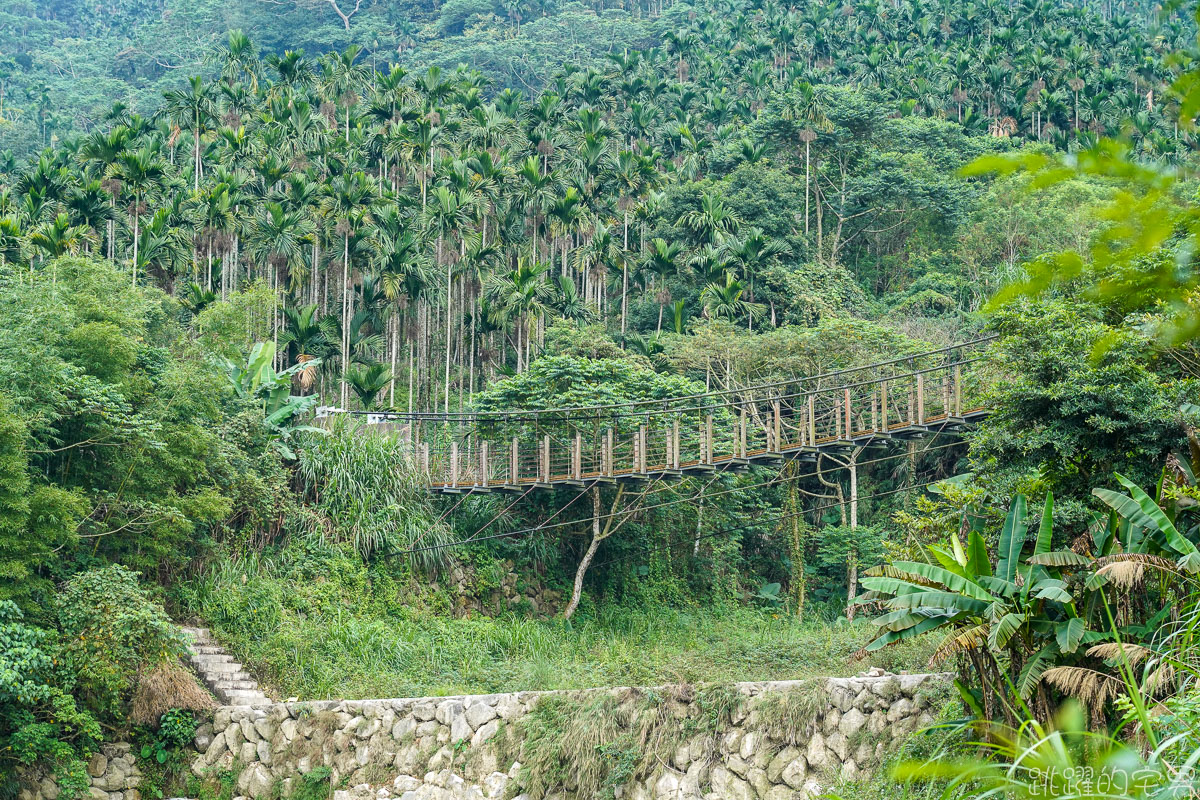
[180,546,935,700]
[503,685,742,800]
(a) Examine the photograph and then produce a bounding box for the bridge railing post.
[480,441,489,488]
[511,437,519,485]
[772,400,781,453]
[705,414,714,463]
[672,419,681,469]
[450,442,459,488]
[916,373,925,425]
[954,363,962,416]
[880,380,889,432]
[807,395,815,445]
[604,428,614,475]
[739,408,747,457]
[844,387,852,439]
[573,432,582,480]
[541,435,551,483]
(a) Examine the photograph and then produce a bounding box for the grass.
[501,685,741,800]
[182,546,936,701]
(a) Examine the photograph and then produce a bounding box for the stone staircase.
[181,626,271,707]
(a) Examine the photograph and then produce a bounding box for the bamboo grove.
[0,0,1195,413]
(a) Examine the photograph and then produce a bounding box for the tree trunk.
[443,256,453,414]
[131,205,139,286]
[342,232,351,407]
[565,484,625,619]
[845,448,860,620]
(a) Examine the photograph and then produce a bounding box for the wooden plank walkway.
[322,337,996,495]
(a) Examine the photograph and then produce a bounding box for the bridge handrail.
[329,334,999,423]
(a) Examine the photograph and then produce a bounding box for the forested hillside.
[4,0,1200,799]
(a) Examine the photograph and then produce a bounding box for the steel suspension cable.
[395,441,965,556]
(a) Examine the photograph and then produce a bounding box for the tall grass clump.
[508,685,740,800]
[294,418,453,569]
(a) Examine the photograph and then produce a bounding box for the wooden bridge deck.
[423,409,989,493]
[322,337,997,495]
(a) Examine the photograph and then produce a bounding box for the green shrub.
[56,565,185,720]
[0,600,101,800]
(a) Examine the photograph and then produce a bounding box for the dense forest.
[3,0,1200,799]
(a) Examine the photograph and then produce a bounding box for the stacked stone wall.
[22,673,947,800]
[197,673,945,800]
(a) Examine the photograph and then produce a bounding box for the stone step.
[189,652,234,664]
[223,690,270,706]
[181,623,271,706]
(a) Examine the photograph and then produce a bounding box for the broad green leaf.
[887,561,997,602]
[1056,617,1086,654]
[966,529,992,578]
[859,577,931,597]
[885,591,991,614]
[976,576,1017,597]
[928,545,968,577]
[872,608,947,633]
[1034,493,1054,557]
[996,495,1028,583]
[951,533,967,567]
[1031,580,1073,603]
[1114,473,1200,565]
[988,612,1025,650]
[1026,550,1092,567]
[1017,644,1058,699]
[865,615,950,651]
[1092,487,1155,530]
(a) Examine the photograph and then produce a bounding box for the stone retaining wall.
[192,672,946,800]
[20,673,948,800]
[18,743,143,800]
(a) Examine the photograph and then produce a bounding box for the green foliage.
[0,256,298,580]
[290,766,332,800]
[292,418,453,565]
[223,340,322,458]
[56,565,185,720]
[863,487,1197,725]
[135,709,199,799]
[138,708,196,768]
[186,542,934,700]
[0,601,101,800]
[971,296,1197,518]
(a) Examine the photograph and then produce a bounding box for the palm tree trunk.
[408,331,415,412]
[443,251,452,414]
[621,211,629,335]
[390,313,398,407]
[804,140,811,235]
[131,204,139,286]
[342,232,350,407]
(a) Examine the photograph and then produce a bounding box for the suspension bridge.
[322,336,998,495]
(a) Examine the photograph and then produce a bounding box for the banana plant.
[863,478,1198,724]
[223,341,323,458]
[860,494,1125,723]
[1092,473,1200,575]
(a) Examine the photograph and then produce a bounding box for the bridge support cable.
[393,440,967,558]
[328,337,994,496]
[586,479,951,575]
